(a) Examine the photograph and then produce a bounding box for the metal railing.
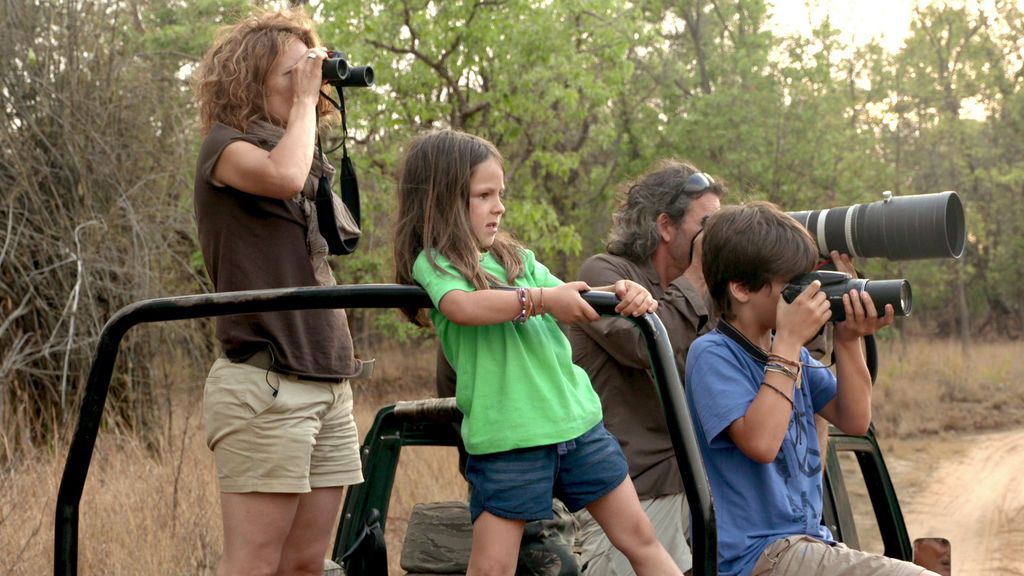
[54,284,716,575]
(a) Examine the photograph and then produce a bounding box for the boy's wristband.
[761,381,794,408]
[766,352,802,388]
[767,352,800,368]
[765,362,799,382]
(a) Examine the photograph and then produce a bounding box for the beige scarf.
[245,121,360,285]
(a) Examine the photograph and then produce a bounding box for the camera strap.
[719,317,837,372]
[717,319,769,365]
[314,86,360,255]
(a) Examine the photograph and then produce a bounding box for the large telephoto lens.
[787,191,965,260]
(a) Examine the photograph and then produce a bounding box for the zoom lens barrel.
[782,271,911,323]
[787,191,965,260]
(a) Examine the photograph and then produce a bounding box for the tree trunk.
[956,258,971,355]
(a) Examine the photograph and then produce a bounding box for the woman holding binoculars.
[192,8,364,575]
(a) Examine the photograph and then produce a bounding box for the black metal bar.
[569,293,717,573]
[601,294,718,574]
[55,286,716,575]
[55,285,431,576]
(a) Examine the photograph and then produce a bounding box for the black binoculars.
[782,270,911,323]
[322,50,375,87]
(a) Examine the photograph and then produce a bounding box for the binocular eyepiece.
[322,50,375,87]
[782,270,911,323]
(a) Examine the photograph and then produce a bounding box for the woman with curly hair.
[192,8,364,574]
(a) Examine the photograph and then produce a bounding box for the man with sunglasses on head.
[570,160,724,576]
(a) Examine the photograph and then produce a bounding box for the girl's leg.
[275,486,346,576]
[467,511,527,576]
[585,477,683,576]
[218,492,300,576]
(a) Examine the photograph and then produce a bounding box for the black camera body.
[322,51,375,87]
[782,270,911,323]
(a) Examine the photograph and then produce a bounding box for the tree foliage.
[2,0,1022,455]
[0,0,241,458]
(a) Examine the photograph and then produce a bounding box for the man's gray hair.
[606,160,723,261]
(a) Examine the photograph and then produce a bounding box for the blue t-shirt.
[684,330,838,576]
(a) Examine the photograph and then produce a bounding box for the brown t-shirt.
[193,123,356,380]
[568,253,711,499]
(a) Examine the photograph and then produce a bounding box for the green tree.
[316,0,653,342]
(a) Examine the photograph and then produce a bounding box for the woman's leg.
[275,486,346,576]
[218,492,300,576]
[586,477,682,576]
[467,511,526,576]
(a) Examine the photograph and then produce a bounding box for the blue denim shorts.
[464,421,628,523]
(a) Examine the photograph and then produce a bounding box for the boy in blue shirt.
[685,202,937,576]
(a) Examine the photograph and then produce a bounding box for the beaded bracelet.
[512,287,529,324]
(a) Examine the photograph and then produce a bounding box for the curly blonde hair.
[192,7,337,134]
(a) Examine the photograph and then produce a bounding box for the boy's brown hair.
[701,201,818,319]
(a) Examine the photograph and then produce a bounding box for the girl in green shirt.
[394,129,683,576]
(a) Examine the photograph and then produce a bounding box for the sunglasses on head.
[668,172,715,209]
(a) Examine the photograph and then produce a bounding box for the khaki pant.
[752,535,940,576]
[575,492,692,575]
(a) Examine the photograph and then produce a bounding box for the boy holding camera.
[684,202,936,575]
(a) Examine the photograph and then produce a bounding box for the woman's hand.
[293,47,327,105]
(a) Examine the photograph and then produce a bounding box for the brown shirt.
[568,253,711,499]
[194,123,357,380]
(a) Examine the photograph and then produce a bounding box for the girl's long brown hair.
[394,130,524,325]
[192,7,336,134]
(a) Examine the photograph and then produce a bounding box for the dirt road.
[891,428,1024,575]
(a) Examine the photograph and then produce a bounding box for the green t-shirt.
[413,249,603,455]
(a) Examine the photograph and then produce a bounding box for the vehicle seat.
[401,500,580,575]
[401,501,472,575]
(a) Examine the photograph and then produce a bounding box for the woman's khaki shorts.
[202,358,364,493]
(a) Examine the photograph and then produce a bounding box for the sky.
[764,0,1004,120]
[766,0,919,52]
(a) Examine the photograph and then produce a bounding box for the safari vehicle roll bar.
[54,285,717,575]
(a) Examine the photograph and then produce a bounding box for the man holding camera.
[569,160,724,576]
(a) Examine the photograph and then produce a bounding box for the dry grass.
[871,338,1024,439]
[2,338,1021,574]
[1,387,222,575]
[0,340,461,575]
